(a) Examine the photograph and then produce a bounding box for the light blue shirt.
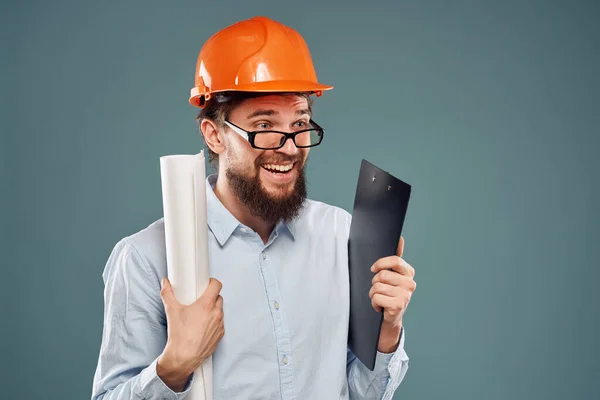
[91,174,409,399]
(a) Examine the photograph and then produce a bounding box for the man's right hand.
[157,277,225,392]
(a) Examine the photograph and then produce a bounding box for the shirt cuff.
[374,327,410,374]
[380,328,410,400]
[374,350,395,373]
[136,357,195,400]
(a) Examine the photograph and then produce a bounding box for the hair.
[196,91,314,166]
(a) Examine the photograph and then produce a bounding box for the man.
[91,16,416,400]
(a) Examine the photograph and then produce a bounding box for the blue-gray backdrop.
[2,0,599,399]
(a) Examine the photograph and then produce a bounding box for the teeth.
[263,163,293,172]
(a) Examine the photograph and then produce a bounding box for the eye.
[294,120,309,128]
[255,122,271,130]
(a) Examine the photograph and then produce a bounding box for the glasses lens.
[295,129,323,147]
[254,132,286,149]
[251,125,324,149]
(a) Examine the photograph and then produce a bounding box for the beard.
[225,153,308,224]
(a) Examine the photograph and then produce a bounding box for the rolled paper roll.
[160,151,212,400]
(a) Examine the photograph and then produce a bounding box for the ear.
[200,119,226,156]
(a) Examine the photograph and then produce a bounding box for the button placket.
[257,248,295,396]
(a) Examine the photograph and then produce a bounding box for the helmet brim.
[190,80,334,107]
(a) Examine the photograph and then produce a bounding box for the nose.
[276,136,299,156]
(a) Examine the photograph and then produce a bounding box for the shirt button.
[262,252,267,260]
[282,355,288,365]
[274,301,279,310]
[240,227,247,233]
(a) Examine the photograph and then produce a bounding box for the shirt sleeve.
[90,239,195,400]
[346,328,410,400]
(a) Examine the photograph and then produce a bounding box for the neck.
[214,174,275,244]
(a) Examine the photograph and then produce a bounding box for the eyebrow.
[246,109,278,119]
[246,108,312,119]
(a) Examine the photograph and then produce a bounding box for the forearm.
[93,357,193,400]
[347,350,394,399]
[92,240,195,400]
[347,327,409,400]
[92,371,142,400]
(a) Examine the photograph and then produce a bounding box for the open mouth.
[261,163,295,174]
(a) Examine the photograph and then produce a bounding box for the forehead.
[231,94,310,117]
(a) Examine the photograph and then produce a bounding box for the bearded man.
[91,16,416,400]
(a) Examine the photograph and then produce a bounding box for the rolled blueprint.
[160,151,212,400]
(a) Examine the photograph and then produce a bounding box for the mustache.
[255,154,303,166]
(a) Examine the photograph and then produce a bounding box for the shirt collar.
[206,174,241,246]
[205,174,297,246]
[275,218,296,241]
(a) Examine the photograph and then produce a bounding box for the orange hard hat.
[189,16,333,108]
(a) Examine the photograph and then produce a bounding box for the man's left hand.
[368,236,416,352]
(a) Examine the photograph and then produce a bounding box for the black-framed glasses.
[224,119,324,150]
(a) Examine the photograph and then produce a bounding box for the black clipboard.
[347,159,412,370]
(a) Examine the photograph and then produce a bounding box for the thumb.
[160,278,178,311]
[397,235,404,257]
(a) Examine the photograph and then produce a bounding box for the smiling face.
[215,93,313,223]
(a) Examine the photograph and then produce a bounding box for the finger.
[160,278,179,311]
[201,278,223,302]
[372,269,404,286]
[371,293,395,312]
[371,256,413,276]
[405,261,415,278]
[213,296,224,321]
[368,282,398,299]
[397,235,404,257]
[215,295,223,310]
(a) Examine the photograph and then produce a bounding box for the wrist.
[378,320,402,353]
[157,351,194,393]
